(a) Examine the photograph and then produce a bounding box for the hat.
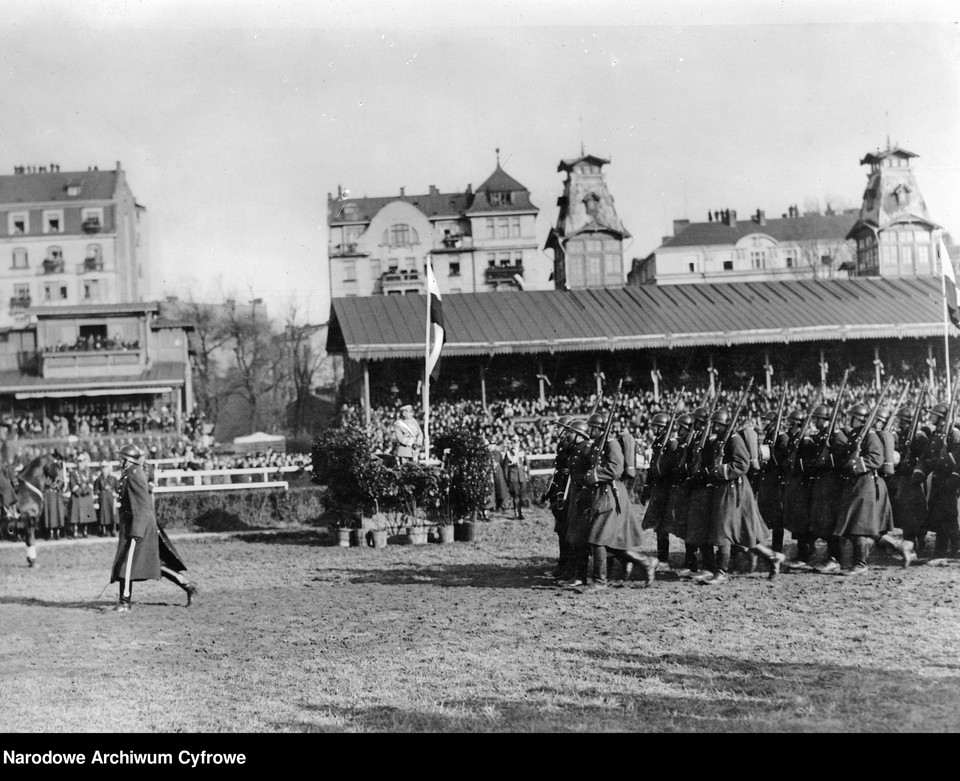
[400,404,413,413]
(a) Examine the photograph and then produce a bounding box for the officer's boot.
[657,534,670,567]
[684,543,700,573]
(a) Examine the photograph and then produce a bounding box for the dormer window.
[383,223,418,247]
[584,193,601,218]
[489,191,513,206]
[66,184,81,197]
[8,212,28,235]
[43,209,64,234]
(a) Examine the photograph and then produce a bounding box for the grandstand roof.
[327,277,948,361]
[0,361,186,396]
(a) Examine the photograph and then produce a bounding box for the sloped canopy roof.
[664,212,858,248]
[327,277,946,361]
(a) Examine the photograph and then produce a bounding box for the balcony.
[9,296,31,311]
[329,242,362,258]
[41,348,144,379]
[379,269,422,295]
[83,257,104,273]
[82,218,101,234]
[484,264,524,284]
[42,258,65,274]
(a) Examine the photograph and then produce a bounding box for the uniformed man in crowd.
[830,402,912,574]
[640,412,682,567]
[698,408,785,585]
[682,406,715,575]
[67,452,97,539]
[809,403,846,574]
[918,402,960,558]
[671,413,698,572]
[755,407,790,554]
[563,414,598,588]
[544,417,586,580]
[782,408,817,568]
[393,404,424,464]
[889,405,930,557]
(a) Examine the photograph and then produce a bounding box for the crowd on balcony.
[49,335,140,352]
[339,373,940,459]
[0,407,178,441]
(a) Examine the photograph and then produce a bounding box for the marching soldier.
[544,417,586,580]
[809,404,846,574]
[782,408,817,567]
[683,406,715,575]
[755,408,790,554]
[889,405,931,557]
[640,412,682,567]
[699,408,785,585]
[919,403,960,558]
[830,403,910,574]
[671,413,699,571]
[563,415,599,588]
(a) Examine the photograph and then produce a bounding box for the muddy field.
[2,507,959,734]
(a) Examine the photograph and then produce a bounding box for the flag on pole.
[425,261,445,380]
[941,239,960,328]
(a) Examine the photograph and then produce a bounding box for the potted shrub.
[434,427,490,541]
[406,515,430,545]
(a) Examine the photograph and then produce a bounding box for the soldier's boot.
[656,535,670,568]
[683,543,700,573]
[845,537,873,576]
[933,531,949,558]
[184,582,199,607]
[753,544,786,580]
[772,528,785,554]
[914,532,927,558]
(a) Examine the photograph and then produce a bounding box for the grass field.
[2,507,959,733]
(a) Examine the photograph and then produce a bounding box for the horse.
[15,454,62,568]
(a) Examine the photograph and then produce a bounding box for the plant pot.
[370,529,388,549]
[350,528,366,547]
[438,524,455,544]
[337,528,352,547]
[454,521,476,542]
[407,527,429,545]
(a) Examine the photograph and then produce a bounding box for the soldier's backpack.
[741,423,761,475]
[878,429,897,477]
[618,430,637,479]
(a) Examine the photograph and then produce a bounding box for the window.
[344,225,362,245]
[43,283,69,302]
[496,217,509,239]
[83,280,100,301]
[385,224,416,246]
[584,193,600,218]
[66,184,81,197]
[604,254,621,280]
[370,259,382,279]
[13,283,29,300]
[487,253,496,268]
[9,212,28,235]
[489,191,513,206]
[750,250,766,270]
[81,208,103,232]
[586,255,603,287]
[510,216,521,238]
[342,261,356,281]
[688,262,695,273]
[43,210,64,234]
[387,258,399,272]
[486,218,495,239]
[12,248,28,269]
[723,260,734,271]
[783,251,796,269]
[47,246,63,261]
[498,252,511,268]
[449,262,460,277]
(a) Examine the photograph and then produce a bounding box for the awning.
[15,386,174,399]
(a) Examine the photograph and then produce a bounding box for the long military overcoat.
[110,464,161,583]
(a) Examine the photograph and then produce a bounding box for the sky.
[0,0,957,325]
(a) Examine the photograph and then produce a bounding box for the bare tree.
[282,304,330,437]
[178,296,232,426]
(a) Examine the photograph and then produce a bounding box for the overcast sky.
[0,0,957,323]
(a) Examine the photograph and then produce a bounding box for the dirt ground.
[2,507,959,734]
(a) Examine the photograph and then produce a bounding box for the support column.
[819,349,828,386]
[538,358,546,406]
[650,356,661,404]
[873,346,883,391]
[174,389,182,438]
[595,357,602,398]
[480,360,487,412]
[362,360,371,428]
[763,349,773,395]
[927,343,937,393]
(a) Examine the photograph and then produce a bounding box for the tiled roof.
[329,191,471,225]
[28,302,161,318]
[0,169,119,204]
[662,212,859,248]
[0,362,186,394]
[327,277,945,361]
[860,146,918,165]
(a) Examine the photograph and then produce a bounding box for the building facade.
[0,162,148,328]
[326,154,542,298]
[544,153,631,290]
[846,144,942,278]
[629,206,858,286]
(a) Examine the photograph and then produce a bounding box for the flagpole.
[942,237,952,400]
[423,277,431,462]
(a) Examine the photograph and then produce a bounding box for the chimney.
[673,219,690,236]
[400,186,405,197]
[429,185,439,196]
[758,210,766,227]
[465,184,472,196]
[728,209,737,228]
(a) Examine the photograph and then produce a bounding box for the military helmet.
[587,412,605,428]
[691,406,709,424]
[569,420,589,436]
[677,413,694,429]
[846,403,870,423]
[555,415,572,428]
[760,409,777,422]
[896,407,914,423]
[711,408,731,426]
[118,444,144,464]
[787,408,806,424]
[651,412,671,429]
[930,403,949,420]
[874,409,890,426]
[812,404,831,420]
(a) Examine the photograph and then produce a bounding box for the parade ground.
[2,508,959,733]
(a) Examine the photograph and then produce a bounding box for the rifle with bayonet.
[677,384,720,475]
[652,386,685,476]
[712,378,754,474]
[940,371,960,459]
[787,386,824,474]
[687,384,723,483]
[590,379,624,473]
[817,367,852,465]
[899,382,928,471]
[765,386,787,468]
[842,376,895,465]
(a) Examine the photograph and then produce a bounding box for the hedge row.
[154,485,328,532]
